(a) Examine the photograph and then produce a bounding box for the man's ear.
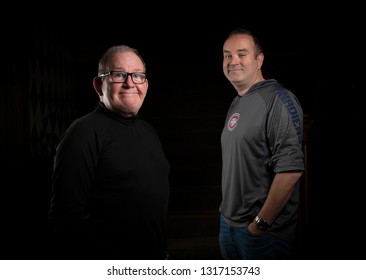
[93,77,103,96]
[257,53,264,69]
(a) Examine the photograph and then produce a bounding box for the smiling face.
[223,34,264,95]
[93,51,149,117]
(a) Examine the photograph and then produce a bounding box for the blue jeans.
[219,215,292,260]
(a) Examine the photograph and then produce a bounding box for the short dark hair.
[227,28,263,57]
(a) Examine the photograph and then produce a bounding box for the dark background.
[1,6,364,259]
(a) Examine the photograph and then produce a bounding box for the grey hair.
[97,45,146,76]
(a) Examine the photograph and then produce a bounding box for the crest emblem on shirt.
[228,113,240,131]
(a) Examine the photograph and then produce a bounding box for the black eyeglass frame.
[99,71,147,84]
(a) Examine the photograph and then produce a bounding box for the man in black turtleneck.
[48,45,170,260]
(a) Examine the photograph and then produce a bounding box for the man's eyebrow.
[223,49,248,53]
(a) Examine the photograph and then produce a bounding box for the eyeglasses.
[99,71,146,84]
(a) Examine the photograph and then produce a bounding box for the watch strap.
[255,215,270,230]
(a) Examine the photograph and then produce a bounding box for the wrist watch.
[255,215,270,231]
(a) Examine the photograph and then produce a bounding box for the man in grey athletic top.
[219,28,304,260]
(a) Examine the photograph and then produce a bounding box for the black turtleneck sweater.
[48,102,170,259]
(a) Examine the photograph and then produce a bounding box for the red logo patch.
[228,113,240,131]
